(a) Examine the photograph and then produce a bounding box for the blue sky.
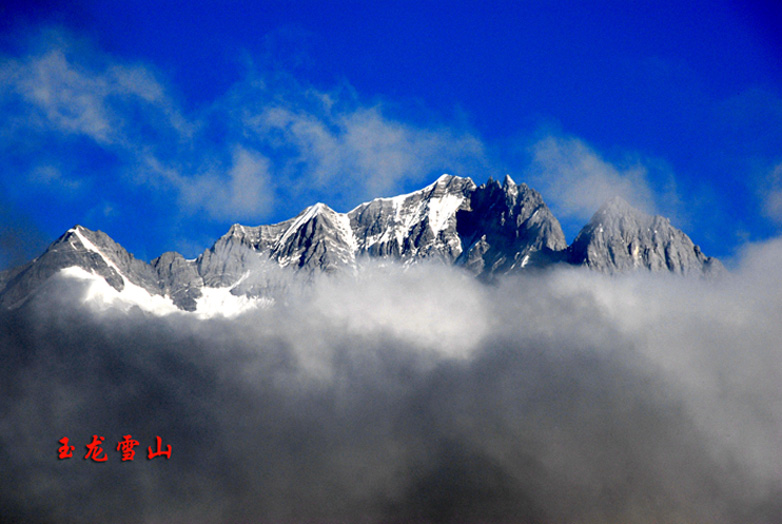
[1,0,781,267]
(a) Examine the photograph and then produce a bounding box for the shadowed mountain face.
[455,175,568,275]
[0,175,720,313]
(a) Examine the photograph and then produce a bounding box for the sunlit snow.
[60,266,181,315]
[58,267,271,318]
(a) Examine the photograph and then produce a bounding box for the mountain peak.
[585,196,663,234]
[227,223,247,236]
[59,224,96,244]
[425,173,475,193]
[300,202,330,217]
[424,173,457,190]
[595,196,640,218]
[570,197,718,275]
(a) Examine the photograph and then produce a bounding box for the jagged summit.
[0,224,162,309]
[569,196,722,275]
[456,175,567,275]
[584,196,658,238]
[0,177,721,315]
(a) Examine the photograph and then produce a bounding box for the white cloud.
[182,146,275,220]
[28,164,83,194]
[241,82,488,205]
[2,44,191,148]
[528,135,658,220]
[11,48,115,144]
[0,31,269,221]
[761,163,782,223]
[0,29,489,224]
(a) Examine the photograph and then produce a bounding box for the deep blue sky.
[1,0,781,267]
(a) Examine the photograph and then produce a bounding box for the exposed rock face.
[152,252,203,311]
[349,174,476,263]
[456,175,568,277]
[187,174,567,284]
[0,177,721,313]
[568,197,722,275]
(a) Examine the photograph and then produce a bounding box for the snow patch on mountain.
[70,226,127,283]
[59,266,271,318]
[60,266,180,315]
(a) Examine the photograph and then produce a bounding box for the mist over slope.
[1,239,781,524]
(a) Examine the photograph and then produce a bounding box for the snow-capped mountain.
[0,175,721,315]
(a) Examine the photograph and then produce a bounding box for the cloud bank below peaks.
[1,241,782,523]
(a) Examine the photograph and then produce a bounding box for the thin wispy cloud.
[181,146,275,220]
[246,101,487,204]
[761,162,782,224]
[0,28,489,230]
[1,42,189,148]
[528,135,659,221]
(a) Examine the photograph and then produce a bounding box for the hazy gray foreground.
[1,235,781,523]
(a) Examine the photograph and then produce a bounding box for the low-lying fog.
[2,239,781,523]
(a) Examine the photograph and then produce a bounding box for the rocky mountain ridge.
[0,174,721,314]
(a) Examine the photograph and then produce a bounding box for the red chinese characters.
[58,435,172,462]
[58,437,75,459]
[116,435,140,461]
[147,435,172,460]
[84,435,108,462]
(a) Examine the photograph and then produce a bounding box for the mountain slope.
[0,226,162,308]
